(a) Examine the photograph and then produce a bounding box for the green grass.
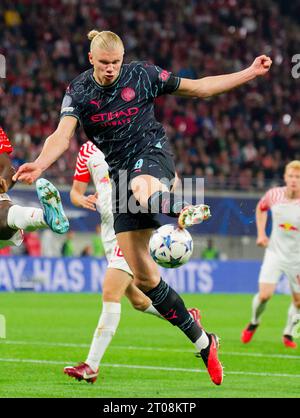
[0,292,299,398]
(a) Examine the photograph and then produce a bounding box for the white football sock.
[86,302,121,371]
[7,205,47,231]
[194,330,209,352]
[143,304,163,318]
[283,303,300,336]
[251,293,268,325]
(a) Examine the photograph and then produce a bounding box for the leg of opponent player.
[241,249,280,344]
[0,178,69,247]
[241,282,276,344]
[282,269,300,349]
[63,244,201,383]
[115,174,223,386]
[242,256,300,348]
[242,286,300,349]
[64,267,144,383]
[64,173,202,383]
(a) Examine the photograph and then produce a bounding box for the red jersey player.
[0,126,69,250]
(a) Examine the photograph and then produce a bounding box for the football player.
[64,141,200,383]
[0,126,69,251]
[241,161,300,348]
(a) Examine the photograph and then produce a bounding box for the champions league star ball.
[149,224,193,268]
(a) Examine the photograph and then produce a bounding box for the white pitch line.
[0,357,300,379]
[2,340,90,348]
[2,340,300,361]
[222,351,300,360]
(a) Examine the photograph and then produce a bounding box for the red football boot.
[198,333,223,385]
[282,335,298,349]
[241,323,259,344]
[64,362,98,384]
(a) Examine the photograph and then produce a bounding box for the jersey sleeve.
[73,145,91,183]
[143,63,181,97]
[0,127,13,154]
[60,83,82,124]
[258,189,273,211]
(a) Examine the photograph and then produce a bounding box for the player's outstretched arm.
[255,202,269,247]
[70,180,98,211]
[175,55,272,98]
[13,116,77,184]
[0,153,16,192]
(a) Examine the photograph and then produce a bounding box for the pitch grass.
[0,292,299,398]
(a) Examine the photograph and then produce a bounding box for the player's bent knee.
[102,290,122,303]
[258,286,274,302]
[259,283,276,302]
[134,273,159,286]
[134,276,159,292]
[259,294,272,303]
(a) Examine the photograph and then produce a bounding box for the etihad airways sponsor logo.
[90,107,139,124]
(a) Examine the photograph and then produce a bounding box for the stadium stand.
[0,0,299,189]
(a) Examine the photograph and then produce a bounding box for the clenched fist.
[251,55,272,77]
[256,234,269,248]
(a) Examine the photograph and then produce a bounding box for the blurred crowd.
[0,224,106,257]
[0,0,299,190]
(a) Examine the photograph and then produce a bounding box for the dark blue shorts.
[112,148,176,234]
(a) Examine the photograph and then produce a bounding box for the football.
[149,224,193,268]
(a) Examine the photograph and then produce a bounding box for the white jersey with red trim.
[74,141,115,251]
[258,186,300,264]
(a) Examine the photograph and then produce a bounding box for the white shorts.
[0,195,23,249]
[259,250,300,293]
[107,243,133,276]
[0,230,24,249]
[103,237,117,263]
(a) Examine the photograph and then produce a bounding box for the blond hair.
[87,30,124,52]
[285,160,300,173]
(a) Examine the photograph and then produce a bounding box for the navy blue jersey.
[60,61,180,177]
